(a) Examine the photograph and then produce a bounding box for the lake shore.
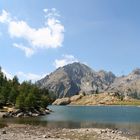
[53,93,140,106]
[0,123,139,140]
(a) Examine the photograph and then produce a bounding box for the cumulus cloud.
[0,9,64,57]
[16,71,47,82]
[0,10,11,23]
[54,54,78,68]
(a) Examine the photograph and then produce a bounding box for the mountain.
[37,62,116,98]
[108,68,140,99]
[37,62,140,99]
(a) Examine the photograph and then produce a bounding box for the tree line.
[0,67,55,110]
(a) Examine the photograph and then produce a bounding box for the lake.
[1,105,140,135]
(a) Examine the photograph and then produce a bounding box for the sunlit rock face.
[37,62,116,98]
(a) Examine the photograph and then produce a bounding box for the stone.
[70,94,83,102]
[32,113,39,117]
[2,130,6,134]
[14,109,22,115]
[2,112,12,118]
[43,135,47,138]
[53,97,70,105]
[16,112,24,117]
[45,110,50,114]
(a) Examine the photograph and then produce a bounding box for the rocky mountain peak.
[108,68,140,99]
[37,62,116,98]
[37,62,140,99]
[131,68,140,75]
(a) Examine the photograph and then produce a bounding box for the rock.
[2,130,6,134]
[70,94,83,102]
[53,97,70,105]
[16,112,24,117]
[1,107,49,118]
[46,108,53,112]
[37,62,140,100]
[14,109,22,115]
[37,62,116,98]
[2,112,13,118]
[45,110,50,114]
[43,135,47,138]
[32,113,39,117]
[33,109,40,114]
[28,112,32,116]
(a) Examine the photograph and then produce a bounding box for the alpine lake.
[0,105,140,135]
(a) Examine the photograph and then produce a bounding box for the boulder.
[14,109,22,115]
[16,112,24,117]
[45,110,50,114]
[2,112,13,118]
[32,113,39,117]
[70,94,83,102]
[2,130,6,134]
[53,97,70,105]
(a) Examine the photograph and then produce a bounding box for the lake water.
[1,105,140,135]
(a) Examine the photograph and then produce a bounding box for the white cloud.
[17,71,47,82]
[2,68,13,79]
[13,43,35,57]
[54,54,78,68]
[43,8,60,18]
[0,9,64,57]
[1,67,47,82]
[0,10,11,23]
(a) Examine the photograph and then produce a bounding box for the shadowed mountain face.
[37,63,140,99]
[37,62,116,98]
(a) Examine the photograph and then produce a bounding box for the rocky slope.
[53,92,140,106]
[37,62,140,99]
[37,62,115,98]
[108,68,140,99]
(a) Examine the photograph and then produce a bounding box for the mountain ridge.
[37,62,115,98]
[37,62,140,99]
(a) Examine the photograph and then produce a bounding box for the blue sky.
[0,0,140,82]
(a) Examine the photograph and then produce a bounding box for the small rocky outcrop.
[2,108,52,118]
[108,68,140,99]
[53,94,84,105]
[70,94,83,102]
[52,97,70,105]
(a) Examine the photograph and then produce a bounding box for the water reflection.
[0,105,140,135]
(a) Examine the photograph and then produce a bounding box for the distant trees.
[95,86,99,94]
[0,67,55,110]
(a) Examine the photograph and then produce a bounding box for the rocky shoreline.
[0,107,52,118]
[53,93,140,106]
[0,123,139,140]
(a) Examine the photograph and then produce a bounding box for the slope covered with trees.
[0,67,55,111]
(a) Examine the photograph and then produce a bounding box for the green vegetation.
[0,67,55,110]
